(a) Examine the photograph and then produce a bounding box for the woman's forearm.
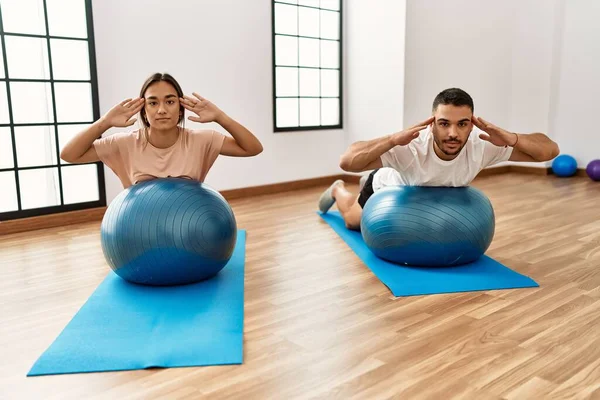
[60,118,111,162]
[216,113,263,156]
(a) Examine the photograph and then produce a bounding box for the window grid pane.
[0,0,105,220]
[5,35,50,79]
[46,0,88,39]
[273,0,342,131]
[18,167,61,209]
[15,125,58,168]
[0,39,4,79]
[0,0,47,36]
[0,127,14,168]
[0,171,18,212]
[61,163,99,205]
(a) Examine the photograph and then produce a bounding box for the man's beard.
[432,127,464,155]
[437,138,463,155]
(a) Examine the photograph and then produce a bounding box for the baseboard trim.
[574,168,589,177]
[219,174,360,200]
[0,166,587,235]
[0,207,108,236]
[478,165,588,177]
[476,165,551,177]
[476,166,511,177]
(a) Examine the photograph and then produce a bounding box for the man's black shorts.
[357,168,380,208]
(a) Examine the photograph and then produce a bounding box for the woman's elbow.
[245,144,263,157]
[60,150,73,164]
[252,143,264,156]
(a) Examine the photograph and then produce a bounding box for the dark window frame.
[271,1,343,132]
[0,0,105,221]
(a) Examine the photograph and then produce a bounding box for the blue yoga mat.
[319,212,538,297]
[28,230,246,376]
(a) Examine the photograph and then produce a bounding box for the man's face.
[431,104,473,160]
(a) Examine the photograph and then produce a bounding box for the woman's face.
[143,81,181,129]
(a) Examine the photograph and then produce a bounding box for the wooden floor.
[2,172,600,399]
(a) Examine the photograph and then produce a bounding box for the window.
[272,0,342,131]
[0,0,105,221]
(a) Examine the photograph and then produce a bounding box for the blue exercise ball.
[551,154,578,177]
[360,186,495,267]
[100,178,237,286]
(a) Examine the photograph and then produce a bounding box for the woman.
[60,73,263,188]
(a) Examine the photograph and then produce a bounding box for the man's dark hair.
[432,88,474,113]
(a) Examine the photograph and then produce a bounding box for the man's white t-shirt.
[373,126,513,191]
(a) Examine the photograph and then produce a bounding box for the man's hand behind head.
[391,116,434,146]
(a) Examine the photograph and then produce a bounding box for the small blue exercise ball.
[360,186,495,267]
[551,154,578,177]
[100,178,237,286]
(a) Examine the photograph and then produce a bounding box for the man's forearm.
[339,135,396,172]
[513,132,559,161]
[340,119,430,171]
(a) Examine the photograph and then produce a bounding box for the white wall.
[92,0,347,203]
[551,0,600,167]
[509,0,558,136]
[502,0,561,168]
[345,0,406,146]
[404,0,514,129]
[403,0,567,169]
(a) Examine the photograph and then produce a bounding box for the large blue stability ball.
[551,154,578,177]
[361,186,495,267]
[100,178,237,286]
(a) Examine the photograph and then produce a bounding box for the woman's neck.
[147,126,180,148]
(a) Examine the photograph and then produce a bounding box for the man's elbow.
[339,154,357,172]
[539,135,560,161]
[550,143,560,160]
[541,142,560,161]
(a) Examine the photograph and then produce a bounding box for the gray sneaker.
[318,179,344,213]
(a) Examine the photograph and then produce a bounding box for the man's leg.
[318,179,345,213]
[332,184,362,230]
[318,170,378,231]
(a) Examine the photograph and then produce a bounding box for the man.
[318,88,560,230]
